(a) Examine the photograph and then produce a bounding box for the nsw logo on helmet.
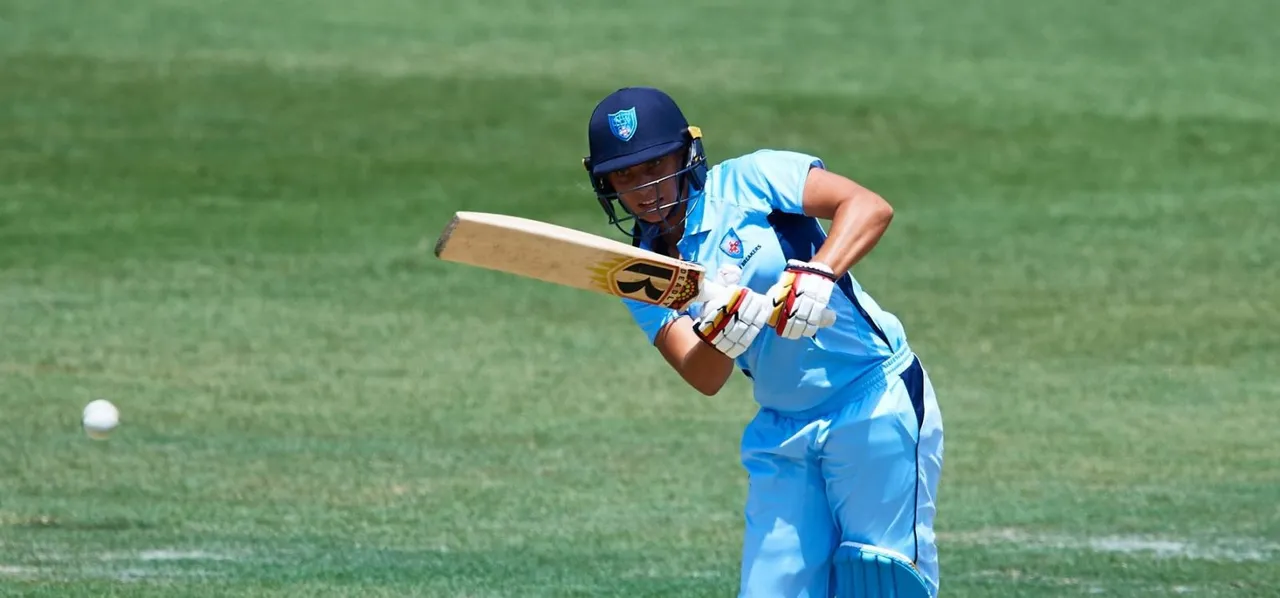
[608,107,638,142]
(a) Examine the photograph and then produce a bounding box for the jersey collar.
[673,187,712,260]
[680,187,712,238]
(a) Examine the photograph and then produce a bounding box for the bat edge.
[432,213,463,258]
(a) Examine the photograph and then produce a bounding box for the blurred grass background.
[1,0,1277,595]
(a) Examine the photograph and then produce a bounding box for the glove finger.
[795,320,811,340]
[803,321,819,338]
[724,320,749,344]
[741,294,768,324]
[736,323,754,348]
[782,318,802,340]
[818,308,837,328]
[736,311,763,343]
[792,297,815,324]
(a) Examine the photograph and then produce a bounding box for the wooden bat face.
[434,211,709,310]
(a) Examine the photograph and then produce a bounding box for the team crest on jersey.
[608,108,637,141]
[720,229,745,259]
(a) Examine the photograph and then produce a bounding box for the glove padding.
[767,259,839,340]
[691,267,772,359]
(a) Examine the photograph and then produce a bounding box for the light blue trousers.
[737,355,944,597]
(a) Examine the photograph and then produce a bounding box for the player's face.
[607,152,684,224]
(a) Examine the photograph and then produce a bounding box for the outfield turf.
[2,1,1278,596]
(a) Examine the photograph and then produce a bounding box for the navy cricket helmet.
[581,87,707,241]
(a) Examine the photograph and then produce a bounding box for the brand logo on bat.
[603,258,702,308]
[612,261,676,301]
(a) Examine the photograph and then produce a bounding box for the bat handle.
[692,278,731,306]
[695,277,839,328]
[692,264,741,306]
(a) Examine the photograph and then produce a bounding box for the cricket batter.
[580,87,945,597]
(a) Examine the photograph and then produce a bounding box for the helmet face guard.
[583,126,708,243]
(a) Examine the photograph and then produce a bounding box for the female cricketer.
[580,87,945,598]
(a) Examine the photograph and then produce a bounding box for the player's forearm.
[655,317,738,396]
[676,339,736,396]
[812,191,894,277]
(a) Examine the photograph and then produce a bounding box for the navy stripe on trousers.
[899,356,925,563]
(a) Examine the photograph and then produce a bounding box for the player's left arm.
[802,167,894,277]
[764,164,894,340]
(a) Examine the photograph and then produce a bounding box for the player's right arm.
[625,277,770,396]
[653,317,737,396]
[638,279,771,395]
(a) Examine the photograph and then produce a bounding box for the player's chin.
[630,203,666,223]
[636,212,666,224]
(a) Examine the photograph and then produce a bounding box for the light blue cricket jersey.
[623,149,911,416]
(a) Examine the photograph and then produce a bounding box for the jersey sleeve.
[621,298,684,345]
[730,149,826,214]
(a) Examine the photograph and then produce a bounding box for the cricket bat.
[432,211,727,310]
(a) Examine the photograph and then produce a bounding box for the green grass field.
[2,1,1278,595]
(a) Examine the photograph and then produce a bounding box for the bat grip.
[692,278,730,307]
[695,277,839,328]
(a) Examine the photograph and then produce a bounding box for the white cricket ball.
[82,399,119,440]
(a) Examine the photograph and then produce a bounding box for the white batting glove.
[767,259,839,340]
[691,266,771,359]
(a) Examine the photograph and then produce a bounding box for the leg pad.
[832,542,932,598]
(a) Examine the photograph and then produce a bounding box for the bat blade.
[433,211,717,310]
